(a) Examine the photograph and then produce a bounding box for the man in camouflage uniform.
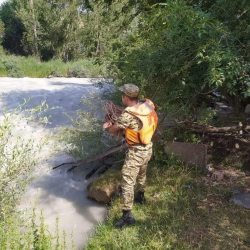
[103,84,156,228]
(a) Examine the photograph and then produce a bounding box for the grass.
[0,54,104,78]
[89,169,122,189]
[86,155,250,250]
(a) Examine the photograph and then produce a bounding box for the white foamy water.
[0,77,108,249]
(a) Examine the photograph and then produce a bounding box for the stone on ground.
[230,193,250,209]
[88,169,122,204]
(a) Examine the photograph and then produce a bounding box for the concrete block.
[164,141,207,168]
[230,193,250,209]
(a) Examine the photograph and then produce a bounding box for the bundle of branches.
[53,142,127,178]
[104,101,124,124]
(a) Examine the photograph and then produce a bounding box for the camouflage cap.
[118,84,139,98]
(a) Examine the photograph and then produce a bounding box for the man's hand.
[103,120,113,129]
[103,121,123,137]
[109,124,123,136]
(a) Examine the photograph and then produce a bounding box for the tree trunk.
[29,0,39,57]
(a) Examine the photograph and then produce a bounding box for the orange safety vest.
[124,99,158,146]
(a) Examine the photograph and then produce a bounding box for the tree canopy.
[1,0,250,113]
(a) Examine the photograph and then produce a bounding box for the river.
[0,77,108,249]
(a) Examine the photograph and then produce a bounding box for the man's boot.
[114,210,136,228]
[134,191,146,204]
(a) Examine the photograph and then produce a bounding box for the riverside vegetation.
[0,0,250,113]
[0,103,76,250]
[57,90,250,250]
[86,155,250,250]
[1,0,250,115]
[0,54,104,78]
[1,0,250,249]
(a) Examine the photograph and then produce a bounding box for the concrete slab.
[164,141,207,168]
[230,193,250,209]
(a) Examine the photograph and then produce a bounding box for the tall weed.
[0,100,73,249]
[0,54,104,78]
[58,88,117,159]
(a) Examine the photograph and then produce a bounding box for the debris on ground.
[211,170,224,181]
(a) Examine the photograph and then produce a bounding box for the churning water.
[0,78,108,249]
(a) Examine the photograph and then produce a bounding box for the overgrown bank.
[86,154,250,250]
[0,103,74,250]
[1,0,250,113]
[0,54,105,78]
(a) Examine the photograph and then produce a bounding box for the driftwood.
[85,159,124,180]
[177,121,250,138]
[189,126,250,134]
[68,143,127,172]
[85,164,109,180]
[176,121,250,146]
[180,121,250,133]
[53,142,128,172]
[197,133,250,138]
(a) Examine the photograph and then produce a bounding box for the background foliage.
[1,1,250,248]
[1,0,250,114]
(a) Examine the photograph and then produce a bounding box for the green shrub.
[0,102,50,220]
[58,89,117,159]
[0,51,6,75]
[0,101,73,249]
[110,0,250,115]
[0,55,104,77]
[0,207,75,250]
[50,69,63,77]
[0,45,4,56]
[7,67,24,77]
[68,64,86,78]
[4,58,24,77]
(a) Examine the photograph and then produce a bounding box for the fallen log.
[192,131,250,138]
[52,160,80,169]
[189,127,250,134]
[180,121,250,133]
[174,121,250,146]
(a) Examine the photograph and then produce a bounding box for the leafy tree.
[107,1,250,115]
[1,0,250,115]
[0,18,4,44]
[16,0,86,60]
[0,0,26,55]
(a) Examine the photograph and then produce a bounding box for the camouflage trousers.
[122,147,152,210]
